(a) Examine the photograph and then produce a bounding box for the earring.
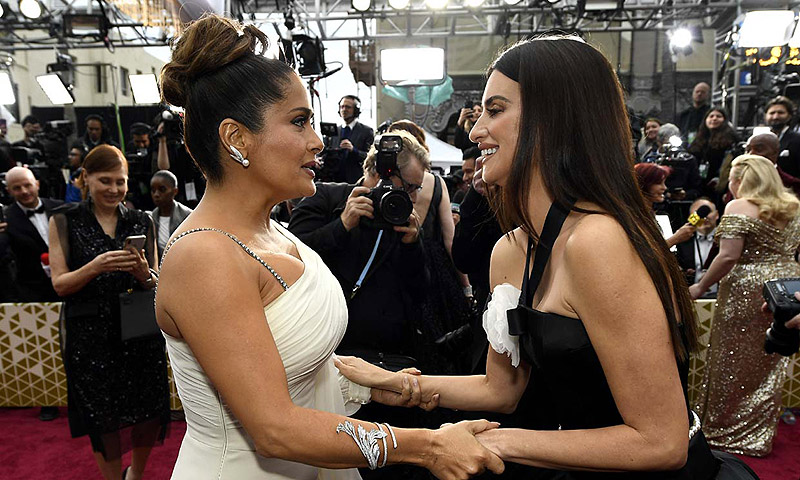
[229,145,250,168]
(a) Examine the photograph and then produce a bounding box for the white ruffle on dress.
[482,283,522,368]
[163,224,367,479]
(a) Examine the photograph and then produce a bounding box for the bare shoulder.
[565,214,631,261]
[158,232,258,303]
[489,227,526,290]
[723,198,759,218]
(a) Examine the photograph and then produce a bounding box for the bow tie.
[26,205,45,217]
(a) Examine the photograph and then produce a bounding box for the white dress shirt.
[694,228,717,294]
[17,199,49,246]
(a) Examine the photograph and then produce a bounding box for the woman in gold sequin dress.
[689,154,800,456]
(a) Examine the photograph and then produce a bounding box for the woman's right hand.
[89,250,140,276]
[425,420,505,480]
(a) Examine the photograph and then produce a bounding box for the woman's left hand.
[128,248,151,283]
[688,284,704,300]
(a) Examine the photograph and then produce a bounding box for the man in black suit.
[11,115,45,163]
[765,96,800,179]
[676,198,719,298]
[0,166,63,420]
[676,82,711,143]
[337,95,374,184]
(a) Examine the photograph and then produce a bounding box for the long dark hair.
[489,36,697,358]
[689,106,737,153]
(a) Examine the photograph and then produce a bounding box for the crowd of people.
[0,14,799,480]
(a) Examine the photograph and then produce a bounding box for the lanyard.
[350,230,384,300]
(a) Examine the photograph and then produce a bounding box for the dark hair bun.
[160,14,269,108]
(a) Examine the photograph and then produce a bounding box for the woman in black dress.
[337,36,757,479]
[49,145,169,480]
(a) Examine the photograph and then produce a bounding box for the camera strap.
[350,230,384,300]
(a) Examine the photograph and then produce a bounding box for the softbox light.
[737,10,796,48]
[0,72,15,105]
[129,74,161,104]
[36,74,74,105]
[380,47,446,87]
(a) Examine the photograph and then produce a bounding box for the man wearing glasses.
[288,131,430,478]
[288,130,428,355]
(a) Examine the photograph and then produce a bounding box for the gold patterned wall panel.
[687,299,800,408]
[0,303,182,410]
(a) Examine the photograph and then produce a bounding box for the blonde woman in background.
[690,154,800,456]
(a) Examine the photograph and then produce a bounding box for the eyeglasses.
[396,170,422,194]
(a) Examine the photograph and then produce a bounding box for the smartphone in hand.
[123,235,146,252]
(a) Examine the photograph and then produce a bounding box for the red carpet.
[0,407,798,479]
[0,407,184,480]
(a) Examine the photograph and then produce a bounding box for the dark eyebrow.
[484,95,511,108]
[289,107,313,116]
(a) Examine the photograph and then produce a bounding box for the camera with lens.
[314,122,342,182]
[654,136,694,166]
[762,278,800,356]
[361,134,413,230]
[153,108,184,146]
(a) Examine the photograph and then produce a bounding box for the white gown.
[163,225,365,479]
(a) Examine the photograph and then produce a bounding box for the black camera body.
[361,134,412,230]
[762,278,800,356]
[153,109,184,146]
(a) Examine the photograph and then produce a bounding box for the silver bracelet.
[383,423,398,450]
[376,423,388,468]
[336,420,387,470]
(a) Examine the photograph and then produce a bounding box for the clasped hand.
[334,356,505,479]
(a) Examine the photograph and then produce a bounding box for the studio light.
[129,74,161,104]
[389,0,410,8]
[0,72,15,105]
[19,0,42,19]
[351,0,371,12]
[380,47,446,86]
[426,0,448,10]
[669,28,693,50]
[464,0,484,7]
[668,136,683,148]
[737,10,796,48]
[36,74,74,105]
[503,0,522,5]
[0,4,5,18]
[583,0,622,11]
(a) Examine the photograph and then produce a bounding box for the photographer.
[80,114,119,151]
[12,115,45,160]
[454,101,481,152]
[289,130,428,359]
[765,96,800,179]
[153,110,205,207]
[656,124,702,201]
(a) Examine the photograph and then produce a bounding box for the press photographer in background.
[690,155,800,457]
[454,100,482,152]
[289,131,435,479]
[150,108,206,207]
[65,143,88,203]
[80,114,119,151]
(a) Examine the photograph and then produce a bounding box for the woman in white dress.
[154,14,503,480]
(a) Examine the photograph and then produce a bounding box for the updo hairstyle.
[160,14,295,184]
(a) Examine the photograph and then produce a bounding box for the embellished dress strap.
[160,228,289,291]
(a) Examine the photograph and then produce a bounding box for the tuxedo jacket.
[675,234,719,286]
[779,130,800,179]
[0,198,63,301]
[340,122,374,184]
